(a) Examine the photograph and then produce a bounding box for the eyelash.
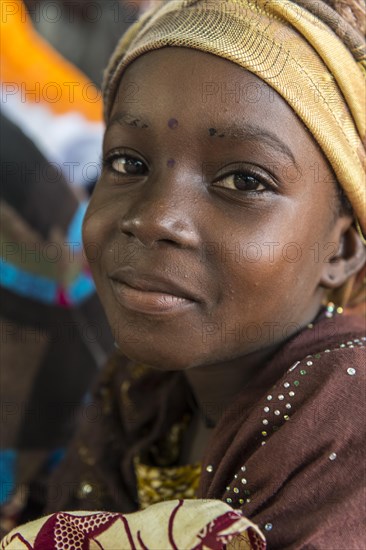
[103,152,276,194]
[103,151,148,177]
[212,169,273,194]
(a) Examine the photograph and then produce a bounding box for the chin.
[116,340,201,371]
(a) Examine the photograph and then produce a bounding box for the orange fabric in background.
[0,0,102,121]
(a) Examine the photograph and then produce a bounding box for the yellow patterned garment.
[134,412,202,508]
[134,457,202,509]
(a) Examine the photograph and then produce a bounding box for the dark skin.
[83,49,364,437]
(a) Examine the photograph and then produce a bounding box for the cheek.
[82,214,101,269]
[82,196,115,275]
[218,223,325,311]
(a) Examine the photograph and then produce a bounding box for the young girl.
[2,0,365,548]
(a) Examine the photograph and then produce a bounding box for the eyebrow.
[107,111,150,130]
[106,113,298,168]
[209,123,298,167]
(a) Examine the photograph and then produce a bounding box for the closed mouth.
[109,268,200,315]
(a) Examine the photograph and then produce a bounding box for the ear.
[320,219,366,289]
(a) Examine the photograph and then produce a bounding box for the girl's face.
[83,48,345,370]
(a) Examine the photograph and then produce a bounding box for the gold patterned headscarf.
[103,0,366,240]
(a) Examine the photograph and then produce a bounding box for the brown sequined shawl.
[45,312,365,549]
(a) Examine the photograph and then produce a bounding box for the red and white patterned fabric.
[1,499,265,549]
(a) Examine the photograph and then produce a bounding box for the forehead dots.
[168,118,179,129]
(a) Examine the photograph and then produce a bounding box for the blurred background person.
[0,0,166,533]
[0,0,131,532]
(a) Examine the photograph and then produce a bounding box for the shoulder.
[224,318,365,548]
[268,329,366,443]
[267,313,365,411]
[253,315,366,442]
[250,336,366,547]
[283,332,365,395]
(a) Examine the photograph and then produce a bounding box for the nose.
[118,177,200,249]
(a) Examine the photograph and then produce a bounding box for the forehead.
[112,47,288,120]
[109,47,327,171]
[112,48,313,142]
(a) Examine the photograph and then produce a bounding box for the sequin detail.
[257,336,365,451]
[222,333,364,510]
[224,462,251,508]
[77,482,93,499]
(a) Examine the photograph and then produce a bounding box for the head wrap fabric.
[103,0,366,238]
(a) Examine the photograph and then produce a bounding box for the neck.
[184,344,279,426]
[184,301,329,426]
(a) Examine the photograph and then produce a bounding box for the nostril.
[160,238,180,247]
[121,229,135,238]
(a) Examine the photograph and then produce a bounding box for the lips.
[109,268,200,315]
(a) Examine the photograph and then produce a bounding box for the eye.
[213,172,267,192]
[104,153,148,176]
